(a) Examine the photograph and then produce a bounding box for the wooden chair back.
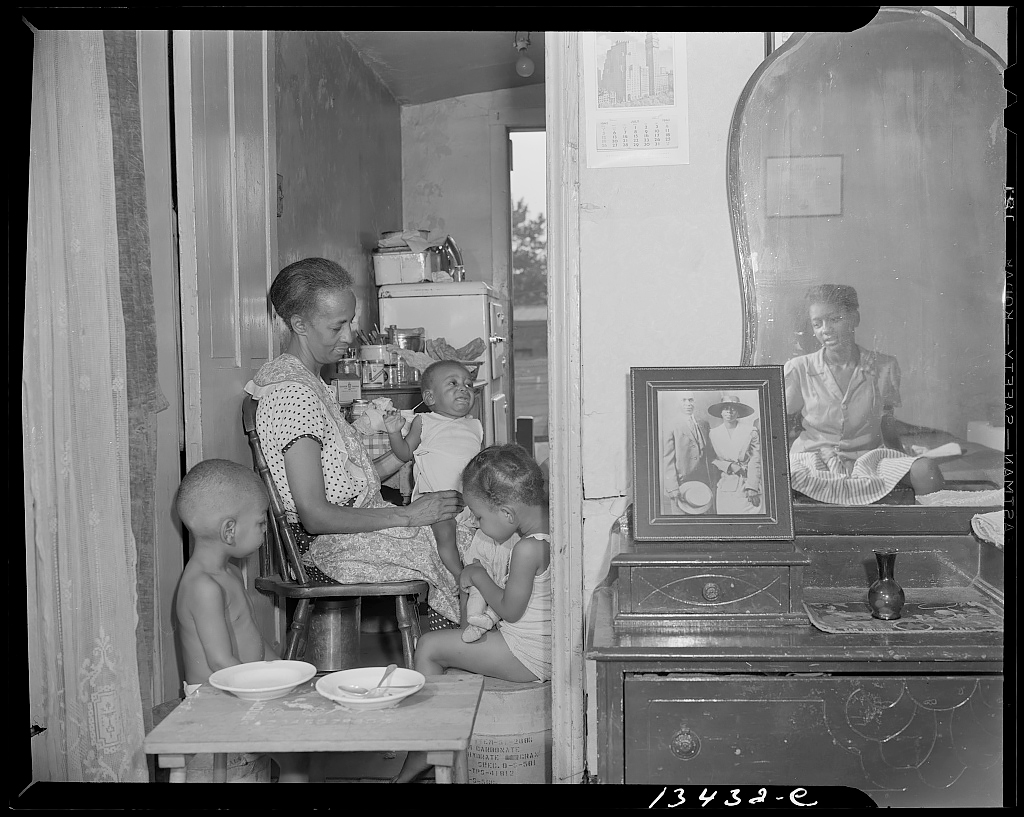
[242,394,310,586]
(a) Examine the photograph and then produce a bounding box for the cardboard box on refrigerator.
[372,250,439,285]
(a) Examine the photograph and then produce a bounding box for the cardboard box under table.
[143,673,484,783]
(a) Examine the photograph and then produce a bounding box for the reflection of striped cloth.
[790,448,916,505]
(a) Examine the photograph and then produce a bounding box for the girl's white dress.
[497,534,552,682]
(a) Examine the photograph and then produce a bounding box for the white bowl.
[316,667,426,710]
[208,660,317,701]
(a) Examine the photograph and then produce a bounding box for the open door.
[173,30,281,645]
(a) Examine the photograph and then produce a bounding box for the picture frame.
[765,154,843,218]
[630,366,794,541]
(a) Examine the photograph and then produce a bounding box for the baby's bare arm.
[388,414,421,462]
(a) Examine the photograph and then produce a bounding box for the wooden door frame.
[173,29,279,472]
[172,29,283,649]
[546,33,586,784]
[172,29,203,471]
[488,108,544,441]
[138,29,187,705]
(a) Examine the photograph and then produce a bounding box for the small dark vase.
[868,549,905,620]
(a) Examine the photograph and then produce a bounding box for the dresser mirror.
[728,7,1007,534]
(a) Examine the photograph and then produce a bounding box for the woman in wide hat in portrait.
[708,394,762,514]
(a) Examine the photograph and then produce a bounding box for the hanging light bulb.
[514,31,535,78]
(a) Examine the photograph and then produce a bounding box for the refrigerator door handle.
[489,335,507,344]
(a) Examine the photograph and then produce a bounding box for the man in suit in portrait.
[661,391,717,515]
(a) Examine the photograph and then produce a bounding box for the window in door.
[509,129,548,462]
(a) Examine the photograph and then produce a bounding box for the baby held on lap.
[386,360,484,587]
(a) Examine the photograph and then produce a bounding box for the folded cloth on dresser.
[915,488,1003,507]
[971,511,1004,548]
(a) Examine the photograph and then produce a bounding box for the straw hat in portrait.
[674,481,714,514]
[707,393,755,419]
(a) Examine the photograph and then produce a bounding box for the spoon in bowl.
[337,663,398,697]
[336,682,419,696]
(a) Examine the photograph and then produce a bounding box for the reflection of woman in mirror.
[708,394,762,513]
[784,284,944,504]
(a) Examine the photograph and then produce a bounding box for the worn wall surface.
[275,32,402,329]
[574,31,765,774]
[401,84,545,295]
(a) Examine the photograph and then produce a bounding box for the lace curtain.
[24,29,148,781]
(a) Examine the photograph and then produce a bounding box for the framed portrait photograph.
[630,366,794,541]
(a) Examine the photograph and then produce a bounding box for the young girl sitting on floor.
[393,443,551,783]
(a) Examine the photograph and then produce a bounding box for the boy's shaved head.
[176,459,268,536]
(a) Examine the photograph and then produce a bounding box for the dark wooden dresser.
[586,525,1004,806]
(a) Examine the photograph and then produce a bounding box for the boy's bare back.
[176,559,268,685]
[174,458,278,686]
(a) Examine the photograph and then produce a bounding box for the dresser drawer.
[620,567,791,615]
[623,674,1003,807]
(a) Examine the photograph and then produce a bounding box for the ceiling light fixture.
[514,31,535,78]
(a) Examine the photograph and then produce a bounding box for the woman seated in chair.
[244,257,470,626]
[784,283,944,505]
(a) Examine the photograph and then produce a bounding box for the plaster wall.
[275,31,403,330]
[575,31,765,774]
[401,84,546,295]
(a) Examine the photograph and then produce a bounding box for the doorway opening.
[509,129,548,463]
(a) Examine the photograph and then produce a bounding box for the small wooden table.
[144,674,484,783]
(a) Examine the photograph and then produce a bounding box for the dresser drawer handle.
[670,727,701,760]
[702,582,721,601]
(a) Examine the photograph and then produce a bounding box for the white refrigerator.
[377,281,510,446]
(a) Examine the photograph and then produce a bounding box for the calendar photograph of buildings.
[596,31,675,108]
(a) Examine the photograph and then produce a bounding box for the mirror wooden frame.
[728,8,1007,536]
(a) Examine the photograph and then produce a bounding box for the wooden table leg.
[453,749,469,784]
[213,752,227,783]
[158,754,187,783]
[426,750,455,784]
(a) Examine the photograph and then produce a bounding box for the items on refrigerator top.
[371,232,466,285]
[377,281,509,445]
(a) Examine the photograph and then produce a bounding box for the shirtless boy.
[174,459,308,781]
[175,458,278,684]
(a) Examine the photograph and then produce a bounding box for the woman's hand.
[403,490,464,527]
[743,488,761,507]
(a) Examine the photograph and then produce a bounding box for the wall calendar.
[597,116,680,152]
[584,32,689,168]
